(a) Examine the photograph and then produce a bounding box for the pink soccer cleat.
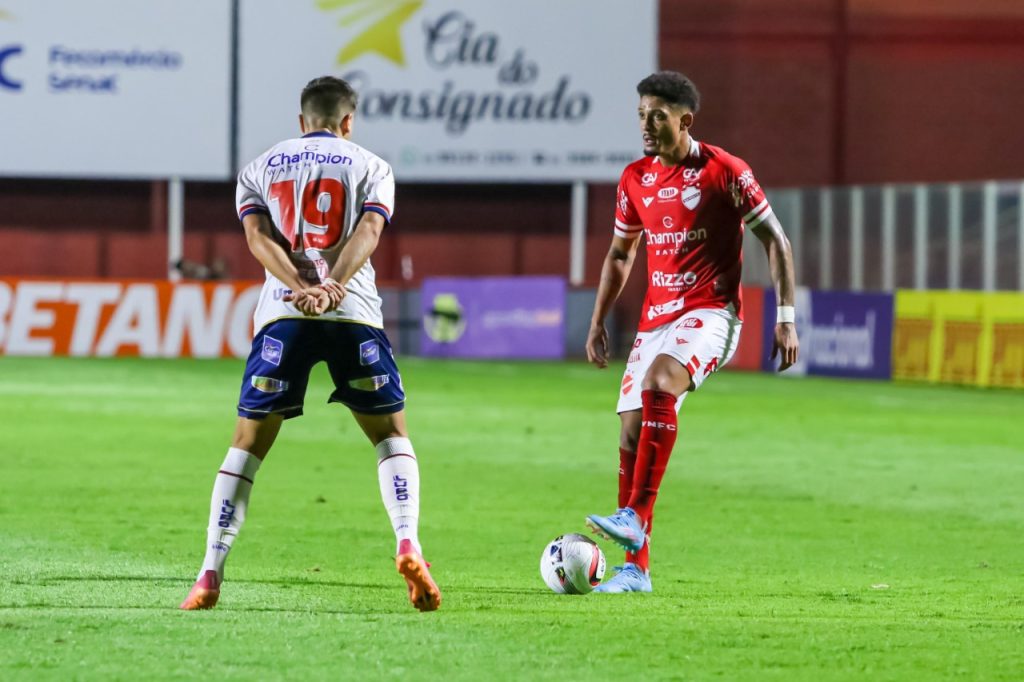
[179,570,221,610]
[395,539,442,612]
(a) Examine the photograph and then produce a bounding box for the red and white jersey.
[615,137,773,332]
[236,131,394,330]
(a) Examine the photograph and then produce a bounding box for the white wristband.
[777,306,795,324]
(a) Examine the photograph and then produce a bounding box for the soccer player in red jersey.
[585,71,800,592]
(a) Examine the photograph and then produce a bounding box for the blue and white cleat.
[593,563,652,593]
[585,507,647,553]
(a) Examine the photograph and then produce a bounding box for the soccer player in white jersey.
[584,72,800,593]
[180,76,441,612]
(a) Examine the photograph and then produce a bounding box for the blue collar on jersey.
[302,131,337,138]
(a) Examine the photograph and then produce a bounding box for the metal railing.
[743,180,1024,293]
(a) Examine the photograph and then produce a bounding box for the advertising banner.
[420,276,565,359]
[893,290,1024,388]
[0,0,232,179]
[762,288,893,379]
[238,0,657,182]
[0,279,261,358]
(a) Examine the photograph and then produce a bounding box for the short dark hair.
[637,71,700,113]
[300,76,358,125]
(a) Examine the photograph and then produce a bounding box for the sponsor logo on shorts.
[349,374,390,391]
[261,335,283,365]
[359,339,380,365]
[675,337,688,345]
[251,376,289,393]
[679,317,703,329]
[621,373,634,395]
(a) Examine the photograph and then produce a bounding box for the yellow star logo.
[317,0,422,67]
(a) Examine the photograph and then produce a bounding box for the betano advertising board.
[0,279,260,358]
[0,0,231,178]
[238,0,657,182]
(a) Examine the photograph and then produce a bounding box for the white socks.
[199,447,262,580]
[376,437,421,555]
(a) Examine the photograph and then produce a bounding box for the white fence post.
[948,184,962,290]
[569,180,587,286]
[913,184,928,289]
[168,177,184,282]
[820,188,833,289]
[850,186,864,291]
[881,185,896,290]
[982,181,997,292]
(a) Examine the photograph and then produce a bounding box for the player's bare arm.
[752,213,800,371]
[324,211,386,311]
[241,212,327,316]
[587,233,642,369]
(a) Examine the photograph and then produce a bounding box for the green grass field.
[1,356,1022,681]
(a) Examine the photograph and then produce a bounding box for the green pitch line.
[1,357,1021,681]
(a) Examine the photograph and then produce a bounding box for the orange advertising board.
[0,279,262,358]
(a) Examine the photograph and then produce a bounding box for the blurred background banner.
[420,276,565,359]
[238,0,657,181]
[0,278,260,358]
[893,290,1024,388]
[762,288,894,380]
[0,0,232,179]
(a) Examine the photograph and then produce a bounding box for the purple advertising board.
[762,289,894,379]
[420,277,566,359]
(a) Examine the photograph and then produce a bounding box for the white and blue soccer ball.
[540,533,606,594]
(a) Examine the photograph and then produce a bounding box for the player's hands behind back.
[771,322,799,372]
[283,280,346,316]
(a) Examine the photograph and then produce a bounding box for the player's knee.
[640,368,677,393]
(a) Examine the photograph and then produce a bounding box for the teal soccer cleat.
[593,563,652,593]
[585,507,647,553]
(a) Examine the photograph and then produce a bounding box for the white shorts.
[617,307,742,414]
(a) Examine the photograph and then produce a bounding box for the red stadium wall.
[2,0,1022,301]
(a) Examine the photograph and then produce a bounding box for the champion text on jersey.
[267,151,353,168]
[645,228,707,246]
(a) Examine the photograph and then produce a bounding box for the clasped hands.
[282,278,346,316]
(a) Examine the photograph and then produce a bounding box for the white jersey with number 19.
[235,131,395,331]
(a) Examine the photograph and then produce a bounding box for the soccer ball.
[539,533,606,594]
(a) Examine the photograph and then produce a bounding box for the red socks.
[626,390,678,527]
[618,447,651,571]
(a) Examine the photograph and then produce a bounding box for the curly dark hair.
[300,76,358,124]
[636,71,700,113]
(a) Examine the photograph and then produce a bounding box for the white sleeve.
[361,157,395,223]
[235,162,268,220]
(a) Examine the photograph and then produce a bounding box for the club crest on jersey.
[642,196,654,207]
[641,172,658,187]
[682,185,701,210]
